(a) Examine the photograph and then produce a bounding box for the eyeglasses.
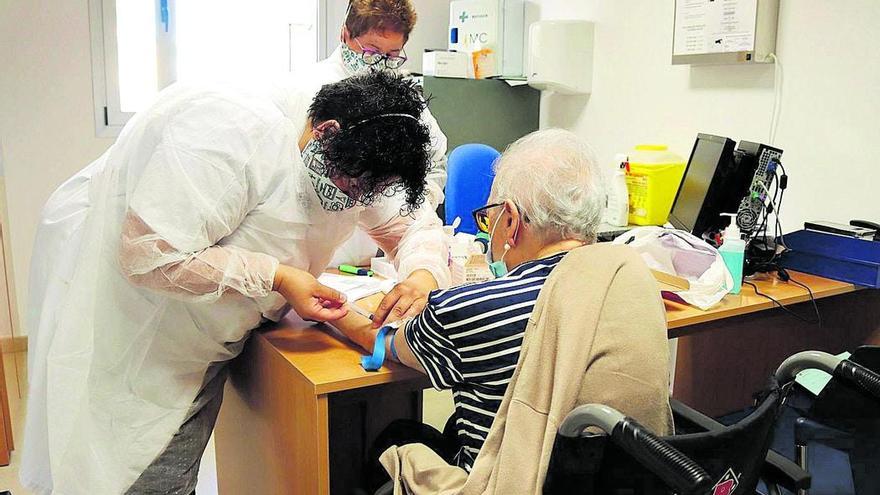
[354,38,408,69]
[472,203,505,234]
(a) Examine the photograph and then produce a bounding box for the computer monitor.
[669,134,737,239]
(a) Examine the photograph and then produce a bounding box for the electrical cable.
[748,173,779,251]
[766,163,789,262]
[744,280,821,326]
[789,275,822,327]
[767,53,784,145]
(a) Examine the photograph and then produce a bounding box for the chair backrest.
[444,144,500,234]
[544,383,783,495]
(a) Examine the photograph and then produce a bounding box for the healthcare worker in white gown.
[285,0,449,268]
[21,70,449,494]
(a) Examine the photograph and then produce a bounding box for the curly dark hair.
[308,70,432,212]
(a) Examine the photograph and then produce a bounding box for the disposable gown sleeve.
[118,105,292,303]
[118,212,278,303]
[359,198,451,289]
[422,107,449,208]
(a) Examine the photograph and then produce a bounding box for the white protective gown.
[21,81,449,494]
[273,46,449,267]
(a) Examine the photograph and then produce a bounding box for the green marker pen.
[339,264,373,276]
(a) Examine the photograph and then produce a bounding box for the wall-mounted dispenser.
[527,20,594,95]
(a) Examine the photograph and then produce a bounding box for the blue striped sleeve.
[405,302,463,390]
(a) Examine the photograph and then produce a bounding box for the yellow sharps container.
[625,145,687,225]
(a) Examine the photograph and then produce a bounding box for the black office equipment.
[850,219,880,241]
[804,221,876,239]
[668,134,738,240]
[669,135,785,246]
[735,141,784,236]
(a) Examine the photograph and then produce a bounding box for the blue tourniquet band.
[360,325,394,371]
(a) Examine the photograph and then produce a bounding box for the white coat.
[272,45,450,267]
[21,81,450,494]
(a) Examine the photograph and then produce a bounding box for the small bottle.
[604,154,630,227]
[718,213,746,295]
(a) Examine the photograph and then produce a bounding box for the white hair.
[489,128,606,243]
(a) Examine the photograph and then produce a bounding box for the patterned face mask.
[301,138,356,212]
[340,42,374,76]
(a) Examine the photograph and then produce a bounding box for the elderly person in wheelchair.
[339,129,878,495]
[335,129,675,493]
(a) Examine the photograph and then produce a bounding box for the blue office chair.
[444,144,500,234]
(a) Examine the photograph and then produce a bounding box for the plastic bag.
[614,227,733,310]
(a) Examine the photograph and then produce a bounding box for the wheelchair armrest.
[670,399,724,433]
[671,400,811,491]
[761,449,812,492]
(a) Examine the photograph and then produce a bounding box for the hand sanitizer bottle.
[719,213,746,295]
[604,154,630,227]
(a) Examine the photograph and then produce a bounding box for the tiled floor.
[0,353,454,495]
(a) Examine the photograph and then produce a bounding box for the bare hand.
[273,265,348,322]
[372,269,438,328]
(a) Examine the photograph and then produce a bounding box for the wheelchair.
[374,349,880,494]
[776,346,880,495]
[545,348,880,495]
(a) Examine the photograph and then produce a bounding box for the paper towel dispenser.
[527,20,594,95]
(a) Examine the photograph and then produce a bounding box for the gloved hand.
[274,265,349,321]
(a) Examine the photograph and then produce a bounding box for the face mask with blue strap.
[486,204,522,278]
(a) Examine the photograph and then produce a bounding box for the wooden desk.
[665,271,857,334]
[214,310,430,495]
[215,272,879,493]
[668,272,880,416]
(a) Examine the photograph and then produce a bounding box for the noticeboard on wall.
[672,0,779,65]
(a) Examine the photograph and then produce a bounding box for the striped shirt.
[404,253,565,470]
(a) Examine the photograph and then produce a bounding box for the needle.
[348,302,374,321]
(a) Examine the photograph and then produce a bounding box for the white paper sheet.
[318,273,396,302]
[674,0,757,56]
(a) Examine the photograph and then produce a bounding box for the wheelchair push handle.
[775,351,843,383]
[613,419,715,495]
[835,359,880,398]
[776,350,880,398]
[560,404,714,495]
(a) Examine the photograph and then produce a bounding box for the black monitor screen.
[669,135,729,233]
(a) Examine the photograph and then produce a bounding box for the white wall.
[0,0,116,334]
[536,0,880,231]
[405,0,453,73]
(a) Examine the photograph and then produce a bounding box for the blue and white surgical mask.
[301,139,356,212]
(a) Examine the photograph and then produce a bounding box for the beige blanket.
[380,244,673,494]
